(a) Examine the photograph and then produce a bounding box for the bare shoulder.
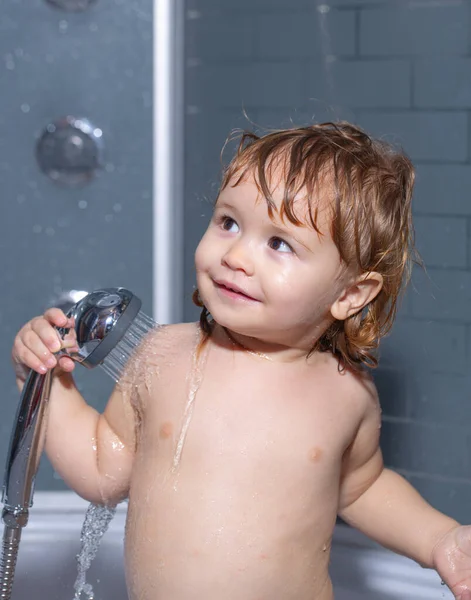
[320,352,380,419]
[144,321,201,362]
[120,322,201,385]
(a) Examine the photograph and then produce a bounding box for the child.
[12,122,471,600]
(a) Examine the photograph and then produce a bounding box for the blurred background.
[1,0,470,527]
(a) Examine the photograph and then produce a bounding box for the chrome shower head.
[57,287,142,369]
[1,287,154,600]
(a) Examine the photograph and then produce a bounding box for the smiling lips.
[213,279,260,302]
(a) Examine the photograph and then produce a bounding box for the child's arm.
[338,387,458,569]
[12,308,137,506]
[44,372,135,505]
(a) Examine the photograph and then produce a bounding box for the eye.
[269,237,293,253]
[220,215,239,233]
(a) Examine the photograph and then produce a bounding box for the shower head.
[1,287,154,600]
[57,287,142,369]
[2,287,150,514]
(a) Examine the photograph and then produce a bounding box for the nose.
[221,238,254,275]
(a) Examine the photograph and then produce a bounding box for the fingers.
[13,336,56,375]
[57,355,76,373]
[12,309,77,377]
[43,308,74,330]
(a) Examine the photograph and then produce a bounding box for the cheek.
[194,234,211,273]
[267,262,337,311]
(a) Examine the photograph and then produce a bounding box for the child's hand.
[432,525,471,599]
[12,308,78,383]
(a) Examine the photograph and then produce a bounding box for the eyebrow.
[214,200,233,212]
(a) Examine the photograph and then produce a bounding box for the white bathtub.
[8,492,452,600]
[11,492,127,600]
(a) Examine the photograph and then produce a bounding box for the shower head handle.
[2,287,142,516]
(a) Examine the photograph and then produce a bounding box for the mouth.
[213,279,259,302]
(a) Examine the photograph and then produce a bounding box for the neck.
[214,324,320,365]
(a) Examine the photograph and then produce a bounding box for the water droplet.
[187,57,201,67]
[113,203,122,213]
[59,20,68,32]
[33,224,42,234]
[187,9,200,19]
[5,55,15,70]
[142,91,151,108]
[20,103,30,113]
[78,200,88,209]
[73,504,116,600]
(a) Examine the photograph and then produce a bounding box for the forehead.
[219,167,333,233]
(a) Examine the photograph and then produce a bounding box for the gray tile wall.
[0,0,153,491]
[183,0,471,523]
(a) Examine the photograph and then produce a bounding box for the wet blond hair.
[193,121,418,370]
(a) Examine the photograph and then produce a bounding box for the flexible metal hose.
[0,527,21,600]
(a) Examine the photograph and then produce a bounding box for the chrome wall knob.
[35,116,104,187]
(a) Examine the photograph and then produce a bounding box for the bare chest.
[139,349,361,497]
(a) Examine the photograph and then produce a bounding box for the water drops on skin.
[111,439,125,452]
[172,330,209,472]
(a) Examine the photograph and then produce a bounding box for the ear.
[330,272,383,321]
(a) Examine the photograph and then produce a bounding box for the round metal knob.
[35,116,104,187]
[44,0,97,11]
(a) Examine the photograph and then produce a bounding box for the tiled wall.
[0,0,153,490]
[183,0,471,523]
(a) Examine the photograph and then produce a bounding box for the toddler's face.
[195,173,351,347]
